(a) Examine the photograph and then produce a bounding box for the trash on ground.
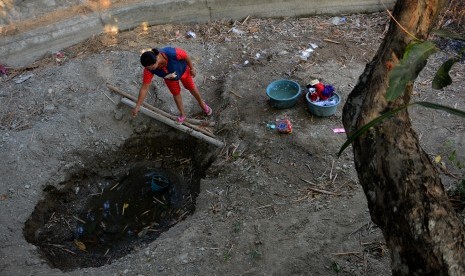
[299,48,314,61]
[54,51,67,64]
[276,116,292,134]
[13,72,34,84]
[230,27,245,36]
[186,31,196,38]
[333,128,346,133]
[299,43,318,61]
[330,16,346,25]
[309,43,318,49]
[266,122,276,130]
[0,64,7,75]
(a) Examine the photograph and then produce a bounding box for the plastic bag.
[276,116,292,134]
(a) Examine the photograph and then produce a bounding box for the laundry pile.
[306,79,338,106]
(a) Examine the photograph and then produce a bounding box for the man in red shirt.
[131,47,212,123]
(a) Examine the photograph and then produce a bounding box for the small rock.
[43,104,55,113]
[178,253,189,264]
[114,109,123,121]
[134,124,147,134]
[13,72,34,84]
[25,258,40,266]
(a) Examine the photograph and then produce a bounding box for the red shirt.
[142,48,188,84]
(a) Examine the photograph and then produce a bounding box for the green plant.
[456,179,465,194]
[338,30,465,157]
[338,102,465,156]
[250,249,261,259]
[223,251,232,262]
[232,221,241,233]
[434,139,465,171]
[332,261,342,273]
[448,149,464,170]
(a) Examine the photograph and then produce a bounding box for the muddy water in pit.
[23,135,214,271]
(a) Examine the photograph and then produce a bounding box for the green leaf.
[337,105,410,157]
[338,101,465,157]
[386,41,437,101]
[414,101,465,117]
[432,58,458,89]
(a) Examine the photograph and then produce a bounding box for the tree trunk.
[341,0,465,275]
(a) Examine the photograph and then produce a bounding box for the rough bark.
[342,0,465,275]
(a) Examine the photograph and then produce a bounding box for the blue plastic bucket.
[266,80,301,109]
[305,92,341,117]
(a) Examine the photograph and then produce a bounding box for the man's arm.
[184,54,196,77]
[131,82,150,117]
[176,48,196,77]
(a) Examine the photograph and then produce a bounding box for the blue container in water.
[266,80,301,109]
[147,172,170,192]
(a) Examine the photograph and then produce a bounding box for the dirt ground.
[1,7,465,276]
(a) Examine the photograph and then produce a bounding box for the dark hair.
[140,48,159,67]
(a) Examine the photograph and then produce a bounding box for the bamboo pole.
[121,98,224,148]
[108,84,216,137]
[106,84,215,127]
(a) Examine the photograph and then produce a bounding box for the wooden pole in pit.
[107,84,215,127]
[121,98,224,148]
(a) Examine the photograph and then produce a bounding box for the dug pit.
[23,134,214,271]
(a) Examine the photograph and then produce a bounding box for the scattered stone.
[114,109,124,120]
[43,103,55,113]
[13,72,34,84]
[178,253,189,264]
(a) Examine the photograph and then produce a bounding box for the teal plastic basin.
[305,92,340,117]
[266,80,301,109]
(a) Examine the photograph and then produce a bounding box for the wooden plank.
[107,84,215,127]
[121,98,224,148]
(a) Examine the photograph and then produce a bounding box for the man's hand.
[131,106,140,117]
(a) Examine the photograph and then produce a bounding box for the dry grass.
[438,0,465,36]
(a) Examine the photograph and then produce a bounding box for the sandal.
[203,103,213,116]
[176,115,186,124]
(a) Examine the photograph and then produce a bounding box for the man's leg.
[180,73,208,112]
[165,79,186,118]
[173,93,185,118]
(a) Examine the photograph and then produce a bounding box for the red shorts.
[164,68,196,96]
